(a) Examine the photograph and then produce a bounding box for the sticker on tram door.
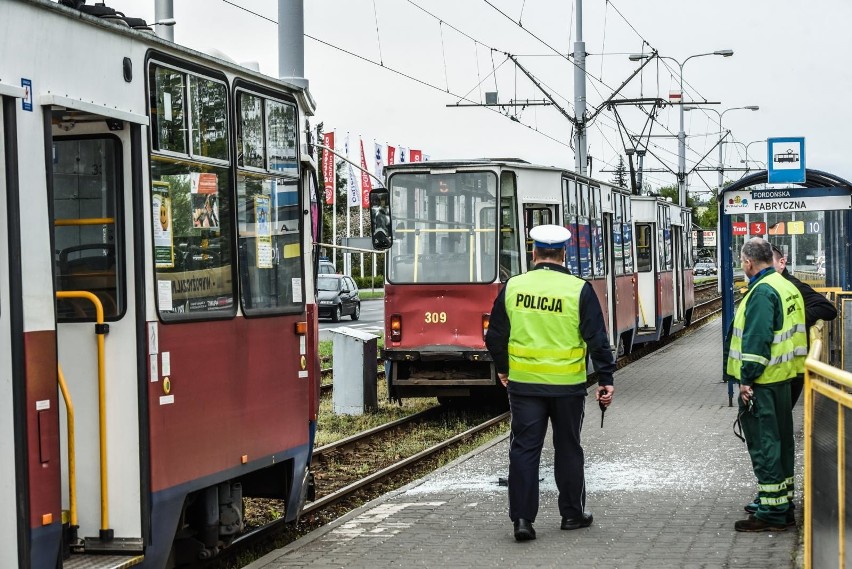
[749,222,766,235]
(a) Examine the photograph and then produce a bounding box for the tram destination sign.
[724,187,852,214]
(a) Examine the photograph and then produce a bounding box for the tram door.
[50,114,144,545]
[522,204,558,270]
[671,219,685,324]
[635,222,656,329]
[0,94,20,569]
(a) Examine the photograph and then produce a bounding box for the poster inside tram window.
[255,195,272,269]
[152,181,174,268]
[190,172,220,229]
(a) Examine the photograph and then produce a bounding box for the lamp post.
[629,50,733,206]
[684,105,759,188]
[743,139,766,171]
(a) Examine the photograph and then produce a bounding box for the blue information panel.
[767,137,805,183]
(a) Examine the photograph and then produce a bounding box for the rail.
[57,365,78,528]
[803,321,850,569]
[55,291,112,539]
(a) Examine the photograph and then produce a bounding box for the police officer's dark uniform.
[485,224,615,542]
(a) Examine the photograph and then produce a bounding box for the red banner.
[410,149,422,162]
[387,145,396,165]
[322,132,334,204]
[359,139,372,208]
[732,222,747,235]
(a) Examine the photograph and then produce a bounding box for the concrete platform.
[247,317,803,569]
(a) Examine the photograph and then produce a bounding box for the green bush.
[354,275,384,289]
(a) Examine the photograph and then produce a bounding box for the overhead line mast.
[573,0,587,175]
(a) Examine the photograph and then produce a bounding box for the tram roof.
[385,158,585,177]
[18,0,316,115]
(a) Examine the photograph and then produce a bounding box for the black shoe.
[748,513,796,527]
[744,496,760,514]
[513,518,536,541]
[735,516,787,532]
[561,512,593,530]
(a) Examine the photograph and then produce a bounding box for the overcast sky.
[107,0,852,195]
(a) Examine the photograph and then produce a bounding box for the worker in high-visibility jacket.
[486,224,615,542]
[726,237,806,532]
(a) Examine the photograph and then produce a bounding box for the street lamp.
[629,50,734,206]
[684,105,759,188]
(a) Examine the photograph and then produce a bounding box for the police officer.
[485,224,615,542]
[727,238,806,531]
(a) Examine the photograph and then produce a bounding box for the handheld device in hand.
[598,388,607,428]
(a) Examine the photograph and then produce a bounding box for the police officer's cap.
[530,224,571,249]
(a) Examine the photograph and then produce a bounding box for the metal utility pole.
[154,0,174,41]
[278,0,308,89]
[573,0,587,176]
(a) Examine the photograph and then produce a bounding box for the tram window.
[150,158,235,319]
[386,171,497,284]
[576,183,591,278]
[622,197,634,273]
[658,210,673,271]
[613,196,624,276]
[499,172,520,281]
[563,178,579,275]
[152,66,187,154]
[237,174,303,314]
[591,186,604,277]
[238,93,265,169]
[53,137,124,321]
[266,101,298,176]
[635,224,653,273]
[189,76,229,161]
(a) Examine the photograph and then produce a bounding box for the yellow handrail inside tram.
[55,291,110,533]
[54,217,115,227]
[57,364,77,528]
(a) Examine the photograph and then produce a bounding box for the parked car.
[317,274,360,321]
[318,259,336,274]
[693,262,717,276]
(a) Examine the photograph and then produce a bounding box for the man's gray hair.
[741,237,773,265]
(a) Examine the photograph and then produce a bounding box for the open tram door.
[522,203,559,270]
[46,100,148,559]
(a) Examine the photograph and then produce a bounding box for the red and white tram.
[1,1,324,566]
[377,159,644,401]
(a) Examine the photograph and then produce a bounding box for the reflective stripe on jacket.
[504,268,586,385]
[727,270,807,385]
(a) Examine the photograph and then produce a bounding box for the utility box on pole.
[330,327,378,415]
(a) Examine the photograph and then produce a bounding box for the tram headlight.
[390,314,402,342]
[482,313,490,341]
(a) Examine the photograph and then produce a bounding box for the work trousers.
[740,381,794,525]
[507,392,586,522]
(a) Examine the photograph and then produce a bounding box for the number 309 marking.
[425,311,447,324]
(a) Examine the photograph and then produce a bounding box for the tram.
[374,158,688,401]
[1,1,330,567]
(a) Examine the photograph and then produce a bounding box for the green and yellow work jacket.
[726,268,807,386]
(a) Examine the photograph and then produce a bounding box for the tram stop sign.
[767,137,805,183]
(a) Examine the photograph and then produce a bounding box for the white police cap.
[529,224,572,248]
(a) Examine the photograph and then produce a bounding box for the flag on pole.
[374,142,385,186]
[410,149,422,163]
[387,145,396,165]
[359,138,373,208]
[399,147,407,163]
[345,134,359,208]
[322,132,335,205]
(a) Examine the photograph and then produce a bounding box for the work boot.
[513,518,536,541]
[735,516,787,532]
[747,513,795,527]
[560,512,594,530]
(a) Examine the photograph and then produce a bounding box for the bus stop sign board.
[767,137,805,183]
[723,186,851,214]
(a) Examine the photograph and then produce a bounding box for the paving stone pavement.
[247,317,803,569]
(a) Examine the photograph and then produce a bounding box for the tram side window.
[499,172,520,281]
[266,101,298,175]
[189,76,229,161]
[636,224,653,273]
[152,66,187,154]
[53,137,124,321]
[563,178,580,275]
[238,93,265,169]
[613,196,624,276]
[622,197,634,273]
[658,209,673,271]
[576,184,591,278]
[590,186,605,277]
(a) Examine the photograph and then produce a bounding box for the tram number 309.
[425,311,448,324]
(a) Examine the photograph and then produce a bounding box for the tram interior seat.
[57,244,118,318]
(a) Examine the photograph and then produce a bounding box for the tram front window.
[387,171,498,284]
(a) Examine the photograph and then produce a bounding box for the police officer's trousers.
[508,393,586,522]
[740,381,794,525]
